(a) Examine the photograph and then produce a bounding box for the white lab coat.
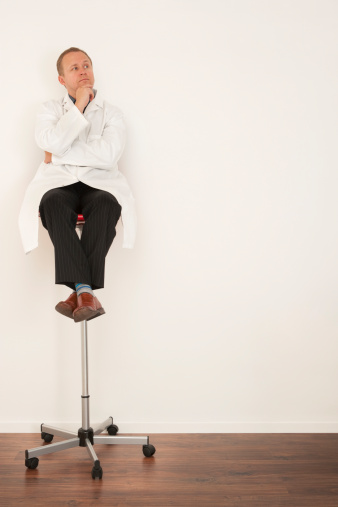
[18,90,136,254]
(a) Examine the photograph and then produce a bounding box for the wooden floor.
[1,433,338,506]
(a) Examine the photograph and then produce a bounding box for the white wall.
[1,0,338,433]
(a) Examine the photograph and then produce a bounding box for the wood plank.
[0,433,337,506]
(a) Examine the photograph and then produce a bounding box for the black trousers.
[39,182,122,291]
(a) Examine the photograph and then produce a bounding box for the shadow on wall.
[39,49,64,100]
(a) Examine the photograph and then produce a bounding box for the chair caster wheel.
[107,424,119,435]
[41,432,54,443]
[25,457,39,469]
[92,461,103,479]
[143,444,156,457]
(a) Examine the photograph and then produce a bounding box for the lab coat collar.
[62,89,103,113]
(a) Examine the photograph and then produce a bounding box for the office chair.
[24,214,155,479]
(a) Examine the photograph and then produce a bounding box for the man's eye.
[72,67,77,70]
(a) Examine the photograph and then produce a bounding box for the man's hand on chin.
[75,85,94,113]
[44,151,52,164]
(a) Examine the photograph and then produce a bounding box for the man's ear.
[58,75,65,86]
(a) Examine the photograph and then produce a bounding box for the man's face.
[58,51,95,97]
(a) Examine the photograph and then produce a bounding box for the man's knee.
[103,193,122,220]
[39,188,79,230]
[88,191,121,214]
[40,188,64,208]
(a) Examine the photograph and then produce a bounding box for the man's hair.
[56,47,92,76]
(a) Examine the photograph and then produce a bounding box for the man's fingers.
[44,151,52,164]
[76,85,94,96]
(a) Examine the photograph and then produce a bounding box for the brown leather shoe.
[55,291,78,319]
[73,293,105,323]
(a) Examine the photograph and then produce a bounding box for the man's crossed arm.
[44,86,94,164]
[38,86,126,170]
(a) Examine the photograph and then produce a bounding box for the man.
[18,47,136,322]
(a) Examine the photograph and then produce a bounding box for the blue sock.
[75,283,94,297]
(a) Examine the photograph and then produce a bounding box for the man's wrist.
[75,102,86,114]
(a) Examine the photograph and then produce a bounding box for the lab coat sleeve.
[35,101,89,157]
[51,108,126,170]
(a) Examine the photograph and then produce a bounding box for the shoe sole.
[55,303,74,319]
[73,307,105,323]
[86,308,106,321]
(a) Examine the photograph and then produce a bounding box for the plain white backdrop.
[1,0,338,432]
